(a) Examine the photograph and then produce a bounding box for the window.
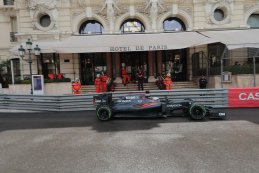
[33,11,55,31]
[3,0,14,5]
[247,14,259,28]
[214,9,225,21]
[11,58,21,80]
[163,17,186,31]
[10,17,17,42]
[79,20,103,34]
[120,19,145,33]
[39,15,51,28]
[38,53,60,79]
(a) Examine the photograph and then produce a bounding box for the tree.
[0,60,11,88]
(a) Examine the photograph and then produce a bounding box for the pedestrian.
[199,75,207,89]
[121,66,130,86]
[101,71,109,92]
[163,73,173,90]
[94,74,102,93]
[72,78,82,94]
[137,69,144,91]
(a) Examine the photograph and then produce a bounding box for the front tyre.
[189,104,206,120]
[96,105,112,121]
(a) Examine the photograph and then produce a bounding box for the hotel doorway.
[120,51,148,82]
[162,49,187,81]
[80,53,106,85]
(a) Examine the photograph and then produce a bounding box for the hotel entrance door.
[80,53,106,85]
[120,52,148,82]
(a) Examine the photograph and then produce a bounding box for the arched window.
[120,19,145,33]
[163,17,186,31]
[79,20,103,34]
[247,14,259,28]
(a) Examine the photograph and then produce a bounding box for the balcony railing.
[3,0,14,5]
[10,32,17,42]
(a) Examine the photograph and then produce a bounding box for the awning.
[54,31,216,53]
[10,29,259,54]
[10,41,58,55]
[200,29,259,50]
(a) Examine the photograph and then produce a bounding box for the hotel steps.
[81,81,198,93]
[81,85,96,94]
[173,81,198,89]
[114,82,159,92]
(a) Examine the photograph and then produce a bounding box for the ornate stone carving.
[205,0,233,25]
[26,0,58,31]
[100,0,120,14]
[27,0,57,10]
[144,0,165,29]
[244,3,259,13]
[144,0,164,14]
[178,6,192,16]
[77,0,92,8]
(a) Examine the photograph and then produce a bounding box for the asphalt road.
[0,108,258,173]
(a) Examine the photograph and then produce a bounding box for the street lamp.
[18,39,41,94]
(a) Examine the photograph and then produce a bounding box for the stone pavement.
[0,109,258,173]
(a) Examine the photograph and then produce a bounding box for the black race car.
[93,92,226,121]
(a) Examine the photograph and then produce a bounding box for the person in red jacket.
[95,74,102,93]
[122,67,130,86]
[72,78,82,94]
[163,74,173,90]
[101,72,109,92]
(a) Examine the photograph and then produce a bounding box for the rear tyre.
[189,104,206,120]
[96,105,112,121]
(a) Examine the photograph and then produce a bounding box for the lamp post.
[18,39,41,94]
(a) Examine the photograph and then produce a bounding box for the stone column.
[148,51,156,82]
[114,52,122,83]
[157,50,162,75]
[106,52,112,76]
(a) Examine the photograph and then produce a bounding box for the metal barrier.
[0,89,228,112]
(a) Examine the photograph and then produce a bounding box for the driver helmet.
[96,74,100,78]
[167,73,171,77]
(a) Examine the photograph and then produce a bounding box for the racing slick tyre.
[96,105,112,121]
[189,104,206,120]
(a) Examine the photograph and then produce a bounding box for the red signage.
[229,88,259,107]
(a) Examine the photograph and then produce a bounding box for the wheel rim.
[98,109,110,120]
[191,106,205,119]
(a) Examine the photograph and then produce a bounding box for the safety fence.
[0,89,228,112]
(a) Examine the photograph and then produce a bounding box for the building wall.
[7,0,259,40]
[0,13,12,61]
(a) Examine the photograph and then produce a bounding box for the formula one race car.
[93,93,226,121]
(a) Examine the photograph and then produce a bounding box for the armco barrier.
[0,89,228,112]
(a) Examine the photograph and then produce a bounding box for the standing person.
[122,66,130,86]
[163,73,173,90]
[101,71,109,92]
[137,69,144,91]
[72,78,82,94]
[94,74,102,93]
[199,75,208,89]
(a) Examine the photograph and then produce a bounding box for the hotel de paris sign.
[109,45,168,52]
